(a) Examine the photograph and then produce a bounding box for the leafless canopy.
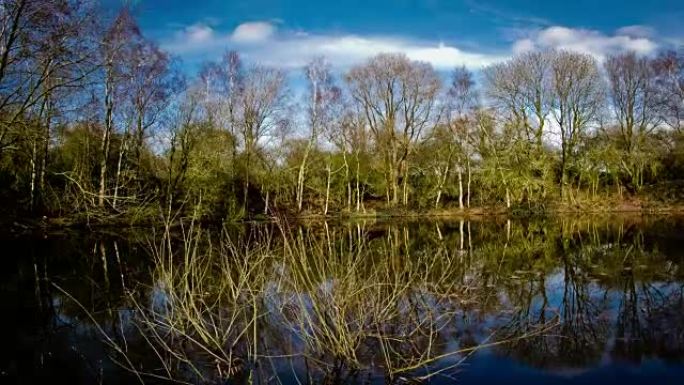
[346,53,440,205]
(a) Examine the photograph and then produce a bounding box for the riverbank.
[294,197,684,220]
[6,198,684,236]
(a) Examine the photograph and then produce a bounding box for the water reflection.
[1,216,683,384]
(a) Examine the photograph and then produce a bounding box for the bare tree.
[604,52,661,190]
[110,31,182,209]
[346,53,440,206]
[327,104,369,212]
[652,50,684,133]
[0,0,96,211]
[236,65,288,212]
[97,9,137,208]
[197,50,243,148]
[163,85,202,217]
[193,50,244,213]
[445,66,479,209]
[296,57,339,212]
[483,51,553,151]
[550,50,604,198]
[130,41,180,165]
[224,51,243,161]
[605,52,660,153]
[0,0,33,145]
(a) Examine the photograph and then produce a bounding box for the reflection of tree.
[3,232,154,383]
[15,217,684,384]
[555,249,610,367]
[611,239,684,363]
[492,246,607,367]
[490,217,684,372]
[638,283,684,361]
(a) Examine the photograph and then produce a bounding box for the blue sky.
[103,0,684,72]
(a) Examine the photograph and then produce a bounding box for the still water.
[2,215,684,384]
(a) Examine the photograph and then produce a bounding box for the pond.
[2,215,684,384]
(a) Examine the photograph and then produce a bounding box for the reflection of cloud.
[511,26,659,60]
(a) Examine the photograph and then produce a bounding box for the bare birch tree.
[297,57,339,212]
[445,66,479,209]
[483,51,553,151]
[236,65,288,212]
[346,53,440,206]
[550,50,604,198]
[605,52,661,190]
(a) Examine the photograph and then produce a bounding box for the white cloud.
[184,23,214,43]
[615,25,655,38]
[165,23,226,54]
[513,26,659,60]
[163,21,662,70]
[511,38,535,54]
[231,21,276,43]
[162,21,505,70]
[253,35,504,69]
[164,21,276,54]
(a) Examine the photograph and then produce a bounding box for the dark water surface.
[2,215,684,384]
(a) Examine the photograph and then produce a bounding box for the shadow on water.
[1,215,684,384]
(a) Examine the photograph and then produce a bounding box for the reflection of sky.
[7,219,684,385]
[444,267,684,384]
[443,353,684,385]
[254,261,683,384]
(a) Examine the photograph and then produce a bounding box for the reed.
[128,220,557,383]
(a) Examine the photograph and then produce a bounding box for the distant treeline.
[1,1,683,223]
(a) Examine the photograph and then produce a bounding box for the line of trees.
[1,2,683,222]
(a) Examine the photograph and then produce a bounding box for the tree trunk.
[32,86,52,211]
[361,184,367,213]
[135,109,144,166]
[297,76,319,212]
[506,219,511,242]
[30,140,37,210]
[99,64,114,208]
[324,162,331,215]
[401,159,409,206]
[560,147,567,200]
[355,154,361,212]
[242,144,250,214]
[466,157,471,208]
[390,163,398,206]
[458,166,463,210]
[39,91,52,204]
[112,132,128,209]
[389,146,399,206]
[343,151,351,210]
[435,164,449,209]
[296,147,310,212]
